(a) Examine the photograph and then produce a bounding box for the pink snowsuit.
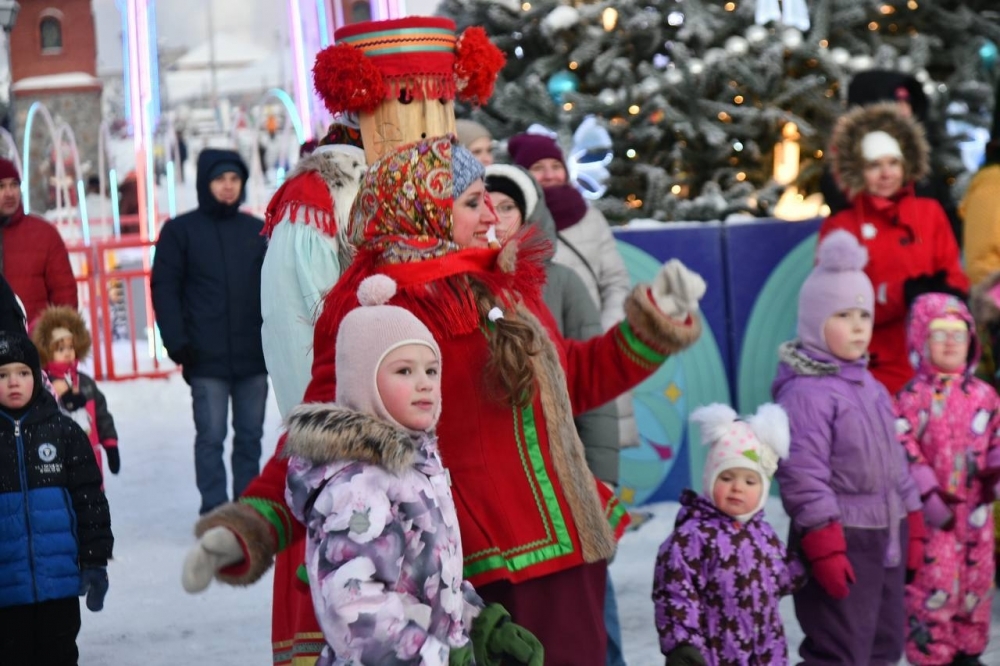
[895,293,1000,665]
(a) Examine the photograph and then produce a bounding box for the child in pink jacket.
[895,293,1000,666]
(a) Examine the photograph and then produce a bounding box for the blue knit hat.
[451,143,484,197]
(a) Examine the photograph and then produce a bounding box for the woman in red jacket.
[183,136,705,665]
[821,102,968,395]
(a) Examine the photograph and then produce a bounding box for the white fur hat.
[692,403,790,521]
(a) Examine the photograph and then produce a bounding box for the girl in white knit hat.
[653,402,805,666]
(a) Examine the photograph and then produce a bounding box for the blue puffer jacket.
[0,390,113,607]
[151,149,268,380]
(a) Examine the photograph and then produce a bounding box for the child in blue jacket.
[0,331,113,663]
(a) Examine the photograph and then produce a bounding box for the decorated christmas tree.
[438,0,1000,222]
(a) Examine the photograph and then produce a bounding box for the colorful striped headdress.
[313,16,505,115]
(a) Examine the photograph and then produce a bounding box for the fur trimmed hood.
[280,403,421,474]
[971,270,1000,328]
[29,305,91,366]
[829,102,930,200]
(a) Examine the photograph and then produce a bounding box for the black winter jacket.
[0,390,113,607]
[151,149,267,381]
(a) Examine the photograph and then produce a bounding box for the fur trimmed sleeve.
[194,501,279,586]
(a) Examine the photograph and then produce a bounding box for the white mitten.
[651,259,706,320]
[181,526,245,593]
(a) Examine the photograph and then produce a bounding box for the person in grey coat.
[485,163,627,666]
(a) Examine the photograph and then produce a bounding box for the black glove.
[79,566,109,612]
[60,390,87,411]
[471,603,544,666]
[104,445,121,475]
[168,344,196,369]
[448,643,474,666]
[666,644,708,666]
[903,270,967,308]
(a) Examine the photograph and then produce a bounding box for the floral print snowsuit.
[285,405,483,665]
[653,490,806,665]
[896,293,1000,664]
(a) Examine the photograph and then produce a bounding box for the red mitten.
[906,510,927,575]
[800,522,855,600]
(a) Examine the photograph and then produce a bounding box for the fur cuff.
[623,285,702,355]
[194,502,277,586]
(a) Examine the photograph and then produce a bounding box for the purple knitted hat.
[797,230,874,354]
[335,274,442,432]
[507,133,565,171]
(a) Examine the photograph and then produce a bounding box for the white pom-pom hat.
[797,229,874,355]
[335,274,442,431]
[691,402,791,522]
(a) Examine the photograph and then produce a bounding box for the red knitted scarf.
[262,171,336,239]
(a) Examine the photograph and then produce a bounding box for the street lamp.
[0,1,20,132]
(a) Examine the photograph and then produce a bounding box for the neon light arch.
[21,101,70,215]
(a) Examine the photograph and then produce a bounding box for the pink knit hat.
[507,133,566,171]
[797,230,874,354]
[692,403,790,521]
[335,274,442,431]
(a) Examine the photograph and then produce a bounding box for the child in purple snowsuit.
[653,402,805,666]
[773,230,925,665]
[896,293,999,665]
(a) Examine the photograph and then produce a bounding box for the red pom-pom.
[313,43,387,114]
[454,27,506,106]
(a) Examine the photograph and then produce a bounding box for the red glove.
[800,522,855,600]
[906,510,927,576]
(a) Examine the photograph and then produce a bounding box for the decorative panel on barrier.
[724,218,822,414]
[613,224,732,505]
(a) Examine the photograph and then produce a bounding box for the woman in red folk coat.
[821,102,968,395]
[182,136,705,665]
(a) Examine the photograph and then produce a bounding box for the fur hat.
[692,402,790,521]
[0,331,42,405]
[335,274,441,432]
[348,136,485,264]
[829,101,930,199]
[797,230,874,355]
[314,17,505,115]
[507,133,566,171]
[29,306,91,366]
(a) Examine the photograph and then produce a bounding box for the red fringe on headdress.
[317,227,550,345]
[454,27,506,106]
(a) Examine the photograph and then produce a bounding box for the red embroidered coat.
[199,245,698,665]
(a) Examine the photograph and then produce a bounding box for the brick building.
[10,0,101,211]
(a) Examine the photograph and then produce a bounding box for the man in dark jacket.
[151,149,268,515]
[0,158,77,326]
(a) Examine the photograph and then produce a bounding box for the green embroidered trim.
[463,403,574,578]
[239,496,293,552]
[605,494,628,530]
[617,320,668,367]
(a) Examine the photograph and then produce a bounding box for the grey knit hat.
[452,143,484,197]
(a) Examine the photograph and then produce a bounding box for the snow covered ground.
[77,373,1000,665]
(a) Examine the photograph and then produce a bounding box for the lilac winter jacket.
[653,490,805,665]
[284,405,483,666]
[772,342,921,566]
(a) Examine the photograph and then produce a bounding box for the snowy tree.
[438,0,1000,221]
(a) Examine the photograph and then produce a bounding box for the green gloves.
[470,603,544,666]
[666,644,707,666]
[449,643,474,666]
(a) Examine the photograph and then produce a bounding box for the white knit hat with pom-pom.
[335,274,442,431]
[797,229,874,354]
[692,402,791,522]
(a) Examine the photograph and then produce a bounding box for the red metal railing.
[65,236,173,381]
